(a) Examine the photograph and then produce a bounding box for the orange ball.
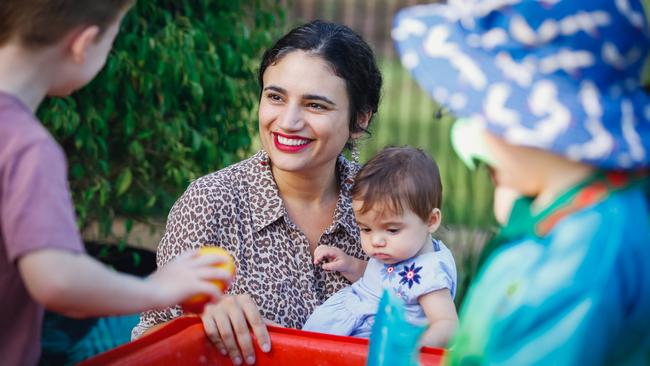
[181,246,236,314]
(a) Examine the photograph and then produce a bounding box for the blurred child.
[303,147,458,348]
[394,0,650,364]
[0,1,230,365]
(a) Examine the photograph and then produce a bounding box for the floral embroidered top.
[302,239,456,337]
[132,150,365,339]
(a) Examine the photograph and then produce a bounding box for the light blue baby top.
[303,239,456,337]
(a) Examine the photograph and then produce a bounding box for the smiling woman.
[132,20,382,366]
[259,50,354,182]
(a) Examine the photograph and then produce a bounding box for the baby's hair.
[0,0,134,48]
[351,146,442,222]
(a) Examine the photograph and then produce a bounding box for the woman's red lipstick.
[273,132,312,153]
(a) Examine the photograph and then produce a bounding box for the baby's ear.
[69,25,100,64]
[427,208,442,233]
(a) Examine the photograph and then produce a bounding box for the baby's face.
[352,200,435,264]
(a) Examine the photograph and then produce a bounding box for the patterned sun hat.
[392,0,650,169]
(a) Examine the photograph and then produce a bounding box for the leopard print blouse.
[132,150,365,339]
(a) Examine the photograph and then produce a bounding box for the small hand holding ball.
[181,246,236,314]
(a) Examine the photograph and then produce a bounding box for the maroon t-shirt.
[0,92,84,366]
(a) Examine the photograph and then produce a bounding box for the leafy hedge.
[38,1,285,238]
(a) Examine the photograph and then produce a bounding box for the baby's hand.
[313,245,353,273]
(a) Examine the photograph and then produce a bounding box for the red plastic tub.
[79,316,446,365]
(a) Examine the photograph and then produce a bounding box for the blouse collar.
[248,150,360,236]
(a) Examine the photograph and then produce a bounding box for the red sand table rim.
[79,316,446,365]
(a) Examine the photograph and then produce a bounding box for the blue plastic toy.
[366,289,426,366]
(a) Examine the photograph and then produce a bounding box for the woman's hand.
[200,294,272,365]
[313,245,367,282]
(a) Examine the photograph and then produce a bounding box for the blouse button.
[344,178,353,184]
[260,161,268,166]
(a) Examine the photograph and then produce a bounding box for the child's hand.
[146,250,233,309]
[313,245,353,273]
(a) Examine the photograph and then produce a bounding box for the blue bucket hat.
[392,0,650,169]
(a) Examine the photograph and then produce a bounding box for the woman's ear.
[69,25,100,64]
[427,208,442,233]
[351,111,372,139]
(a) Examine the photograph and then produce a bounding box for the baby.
[303,146,458,347]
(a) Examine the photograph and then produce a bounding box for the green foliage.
[38,0,285,237]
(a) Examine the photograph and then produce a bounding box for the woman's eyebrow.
[263,85,286,94]
[263,85,337,106]
[303,94,336,106]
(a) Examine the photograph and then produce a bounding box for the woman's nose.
[278,104,305,131]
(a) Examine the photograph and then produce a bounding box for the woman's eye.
[267,93,283,102]
[307,102,326,110]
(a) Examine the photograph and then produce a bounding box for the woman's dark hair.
[258,20,382,140]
